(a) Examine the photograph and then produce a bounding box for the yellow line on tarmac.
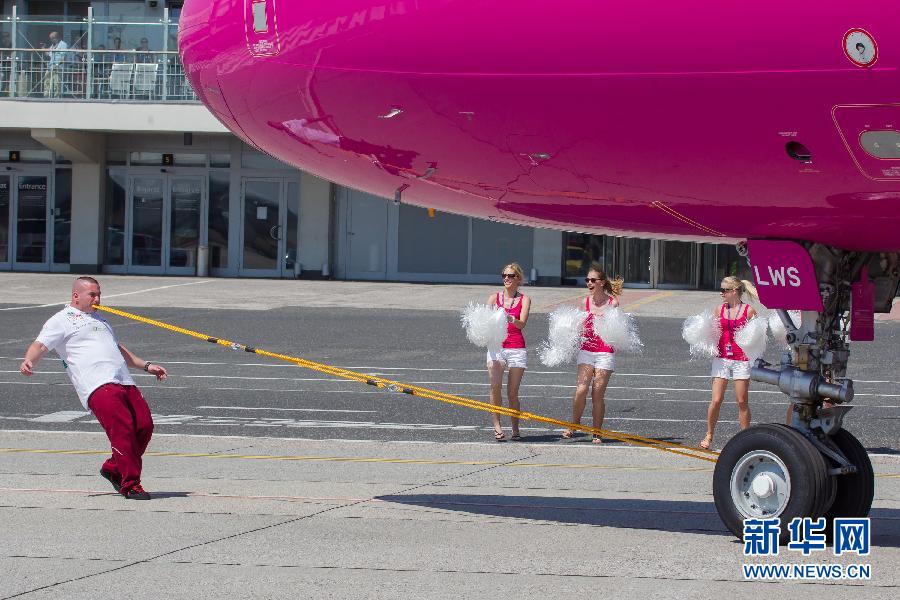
[621,290,675,311]
[541,290,674,313]
[536,293,584,311]
[0,447,708,474]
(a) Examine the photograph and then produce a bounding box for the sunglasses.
[720,288,735,293]
[585,277,604,283]
[501,273,518,279]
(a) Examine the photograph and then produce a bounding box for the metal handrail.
[0,6,197,103]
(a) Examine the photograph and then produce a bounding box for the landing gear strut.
[712,243,897,541]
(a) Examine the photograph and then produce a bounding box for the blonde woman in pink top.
[486,262,531,441]
[562,266,623,443]
[700,276,759,449]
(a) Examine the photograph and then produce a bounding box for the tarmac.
[1,273,898,598]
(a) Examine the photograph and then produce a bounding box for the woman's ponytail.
[739,279,759,304]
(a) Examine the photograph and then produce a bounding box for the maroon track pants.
[88,383,153,494]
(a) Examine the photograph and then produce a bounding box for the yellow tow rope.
[96,305,719,463]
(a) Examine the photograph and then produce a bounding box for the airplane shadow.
[378,493,731,538]
[377,493,900,547]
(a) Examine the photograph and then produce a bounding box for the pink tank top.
[581,295,615,353]
[718,303,749,361]
[497,291,526,349]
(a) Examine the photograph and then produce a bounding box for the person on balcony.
[134,37,154,64]
[43,31,68,97]
[110,36,126,63]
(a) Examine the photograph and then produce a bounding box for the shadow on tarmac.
[378,494,731,536]
[379,494,900,546]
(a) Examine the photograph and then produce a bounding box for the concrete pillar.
[299,171,331,277]
[532,228,563,285]
[30,129,106,272]
[69,163,105,271]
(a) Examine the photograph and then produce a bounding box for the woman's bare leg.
[507,367,525,436]
[568,363,595,435]
[590,369,612,440]
[488,361,506,435]
[704,377,729,446]
[733,379,751,429]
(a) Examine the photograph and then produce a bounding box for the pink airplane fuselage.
[179,0,900,252]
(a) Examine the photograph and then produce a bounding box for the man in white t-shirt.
[19,276,167,500]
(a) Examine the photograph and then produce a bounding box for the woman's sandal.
[510,432,522,441]
[561,429,574,439]
[699,434,713,450]
[494,430,506,442]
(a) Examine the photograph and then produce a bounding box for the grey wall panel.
[397,205,467,274]
[470,219,533,275]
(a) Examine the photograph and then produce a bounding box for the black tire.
[772,424,835,519]
[713,424,828,543]
[823,428,874,522]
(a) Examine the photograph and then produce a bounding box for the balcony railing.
[0,6,198,102]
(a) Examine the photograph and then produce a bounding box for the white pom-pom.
[768,310,801,348]
[460,302,508,353]
[538,305,585,366]
[594,307,643,354]
[682,309,720,359]
[735,317,767,364]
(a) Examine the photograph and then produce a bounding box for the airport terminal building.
[0,1,749,287]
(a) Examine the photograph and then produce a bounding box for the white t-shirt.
[36,305,135,409]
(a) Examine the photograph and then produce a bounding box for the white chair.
[132,63,158,98]
[108,63,133,98]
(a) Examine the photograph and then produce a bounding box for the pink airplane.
[180,0,899,541]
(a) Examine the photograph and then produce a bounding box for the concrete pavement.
[0,273,718,316]
[1,430,898,599]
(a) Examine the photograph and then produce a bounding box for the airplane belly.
[215,59,900,250]
[182,0,900,251]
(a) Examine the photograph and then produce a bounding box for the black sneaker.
[100,468,122,493]
[122,484,151,500]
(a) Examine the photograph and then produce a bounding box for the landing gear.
[712,243,898,542]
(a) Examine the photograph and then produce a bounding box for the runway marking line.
[620,290,676,311]
[4,446,895,478]
[0,280,213,312]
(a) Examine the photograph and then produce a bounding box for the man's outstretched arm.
[118,343,167,381]
[20,341,49,376]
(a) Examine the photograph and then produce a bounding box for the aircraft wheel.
[713,424,828,543]
[773,424,836,519]
[824,428,874,522]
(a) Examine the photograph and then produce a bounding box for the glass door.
[658,240,698,288]
[127,175,206,275]
[12,174,51,271]
[167,176,204,274]
[619,238,653,287]
[129,175,165,273]
[240,178,285,277]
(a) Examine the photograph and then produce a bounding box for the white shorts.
[711,357,751,380]
[577,349,615,372]
[486,348,527,370]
